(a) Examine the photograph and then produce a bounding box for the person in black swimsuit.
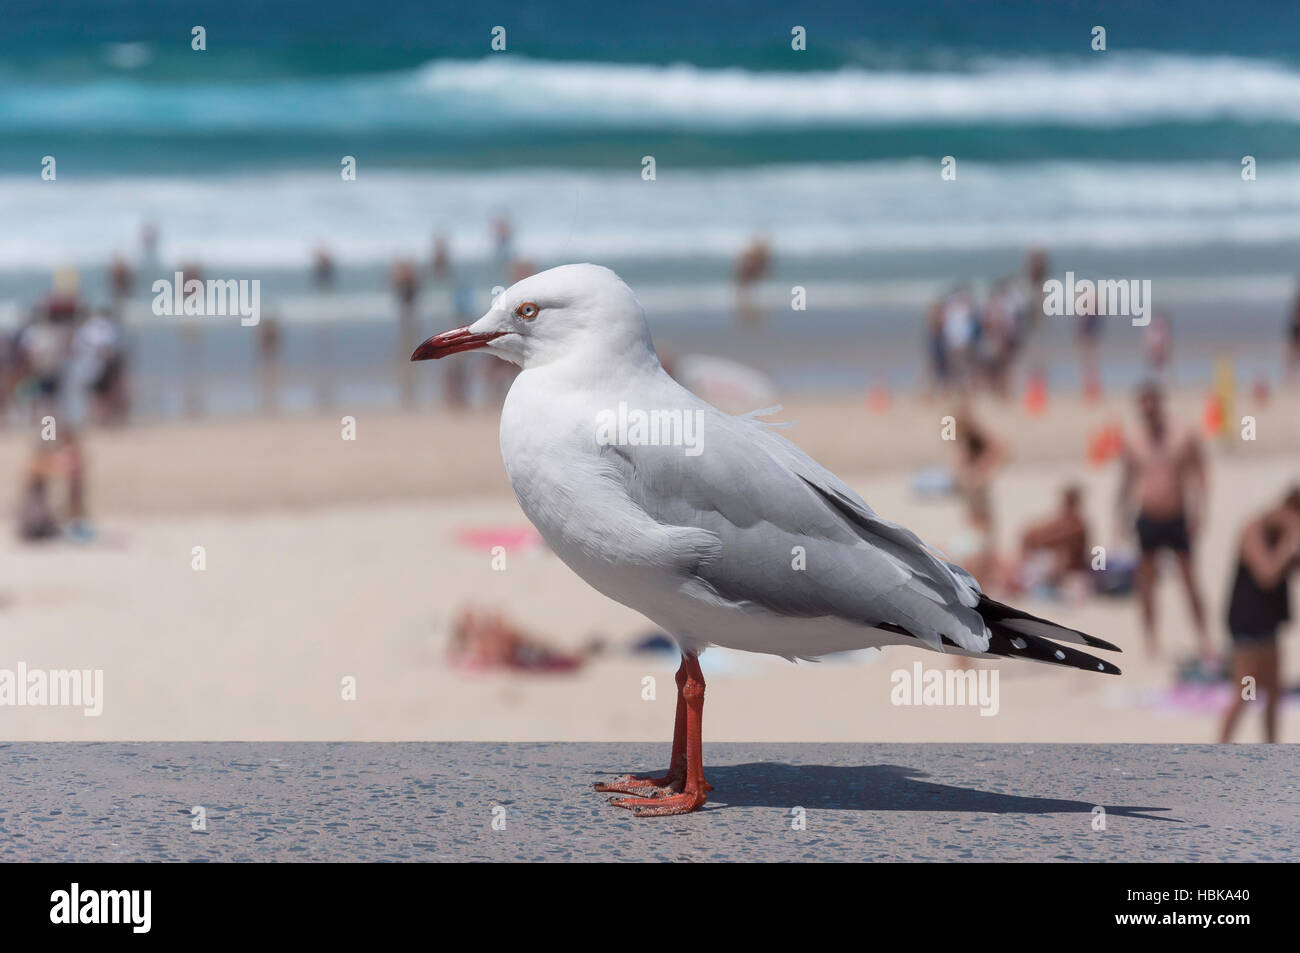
[1287,287,1300,381]
[1219,487,1300,742]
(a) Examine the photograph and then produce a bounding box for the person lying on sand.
[447,607,604,674]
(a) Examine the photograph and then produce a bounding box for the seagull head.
[411,263,656,370]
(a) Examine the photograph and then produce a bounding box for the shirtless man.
[1117,382,1210,658]
[1019,485,1089,588]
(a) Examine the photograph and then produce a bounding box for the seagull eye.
[515,301,539,320]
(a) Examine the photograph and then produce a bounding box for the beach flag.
[1202,392,1223,436]
[1204,356,1235,440]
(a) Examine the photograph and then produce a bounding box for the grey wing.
[597,407,989,653]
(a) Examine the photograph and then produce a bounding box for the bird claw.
[595,780,674,797]
[593,773,683,797]
[593,771,712,798]
[607,791,708,817]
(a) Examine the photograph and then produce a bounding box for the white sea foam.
[6,53,1300,131]
[2,160,1299,272]
[409,53,1300,126]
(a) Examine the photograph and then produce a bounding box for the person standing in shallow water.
[391,259,421,408]
[1219,488,1300,743]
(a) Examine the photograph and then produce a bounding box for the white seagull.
[413,264,1121,817]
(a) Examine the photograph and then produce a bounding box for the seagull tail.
[975,595,1122,675]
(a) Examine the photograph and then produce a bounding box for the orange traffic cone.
[1024,369,1048,416]
[1202,392,1223,436]
[1087,421,1124,466]
[866,379,891,414]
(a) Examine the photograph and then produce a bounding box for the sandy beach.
[3,389,1297,743]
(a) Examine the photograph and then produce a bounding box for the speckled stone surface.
[0,743,1291,861]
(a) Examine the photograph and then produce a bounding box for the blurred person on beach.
[107,254,133,320]
[448,606,602,674]
[136,223,162,309]
[0,327,19,424]
[1143,311,1174,384]
[18,368,95,543]
[442,282,476,409]
[178,262,204,417]
[923,298,951,397]
[733,234,769,327]
[1015,248,1051,374]
[141,223,159,263]
[431,233,450,282]
[309,246,336,407]
[258,315,281,413]
[1015,485,1091,598]
[1218,487,1300,742]
[491,215,514,271]
[311,245,335,292]
[391,258,421,408]
[1118,381,1211,660]
[945,408,1006,670]
[978,277,1019,396]
[12,281,96,541]
[1287,286,1300,382]
[733,234,771,326]
[1019,248,1049,325]
[940,285,978,391]
[16,270,84,412]
[948,408,1007,589]
[391,258,419,311]
[13,308,69,414]
[75,308,129,425]
[17,467,60,541]
[1075,292,1103,401]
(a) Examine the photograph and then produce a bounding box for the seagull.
[412,263,1121,817]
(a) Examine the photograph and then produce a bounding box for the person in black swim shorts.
[1134,512,1191,554]
[1117,382,1210,659]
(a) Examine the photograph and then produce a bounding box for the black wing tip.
[976,593,1122,654]
[1080,632,1123,654]
[885,621,1123,675]
[985,623,1123,675]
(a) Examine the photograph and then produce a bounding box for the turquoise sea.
[2,0,1298,411]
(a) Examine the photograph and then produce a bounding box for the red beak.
[410,327,505,361]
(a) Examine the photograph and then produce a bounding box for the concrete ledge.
[2,743,1293,862]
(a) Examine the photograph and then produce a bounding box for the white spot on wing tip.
[1054,649,1066,660]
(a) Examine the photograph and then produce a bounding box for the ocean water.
[2,0,1298,411]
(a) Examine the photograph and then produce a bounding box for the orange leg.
[605,654,709,817]
[594,657,688,797]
